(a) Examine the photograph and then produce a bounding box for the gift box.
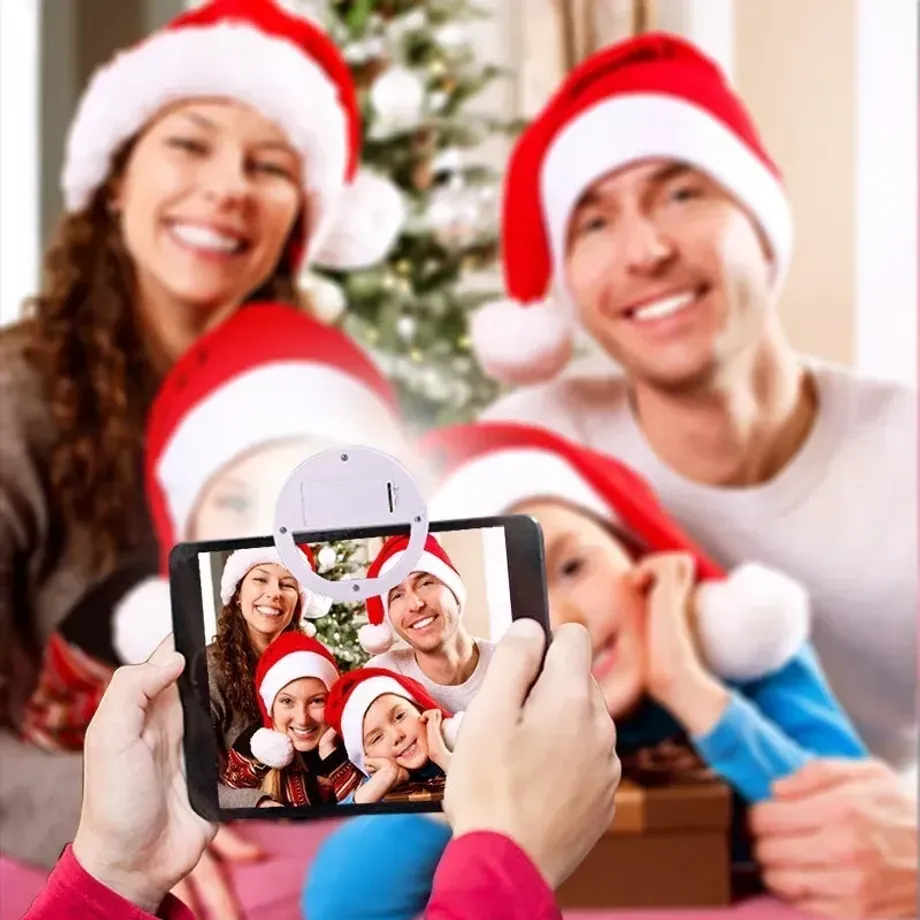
[557,768,733,909]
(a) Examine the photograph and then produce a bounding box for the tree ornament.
[301,272,346,324]
[370,66,425,132]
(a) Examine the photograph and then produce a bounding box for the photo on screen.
[194,524,517,813]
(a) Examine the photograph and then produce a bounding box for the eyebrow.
[177,112,297,156]
[572,162,694,215]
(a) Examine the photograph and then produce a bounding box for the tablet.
[168,514,549,822]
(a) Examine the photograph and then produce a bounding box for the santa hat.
[421,422,809,683]
[250,631,341,769]
[220,545,332,621]
[358,535,467,656]
[112,302,405,666]
[470,33,794,386]
[324,667,464,776]
[61,0,404,270]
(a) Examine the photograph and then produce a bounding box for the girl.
[2,0,402,914]
[224,632,361,808]
[304,421,867,919]
[324,669,464,804]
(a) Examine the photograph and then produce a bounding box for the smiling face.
[362,693,429,771]
[514,499,648,718]
[564,159,774,394]
[271,676,329,753]
[237,562,301,645]
[113,99,302,323]
[387,572,461,653]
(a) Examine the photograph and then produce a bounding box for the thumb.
[771,758,877,799]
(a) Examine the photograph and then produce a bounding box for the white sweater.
[483,362,918,773]
[367,638,497,714]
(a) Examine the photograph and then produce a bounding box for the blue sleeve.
[302,814,452,920]
[693,644,868,804]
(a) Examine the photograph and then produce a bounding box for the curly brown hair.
[21,138,306,574]
[212,586,304,725]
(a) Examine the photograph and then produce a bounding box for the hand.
[444,618,621,890]
[319,726,339,760]
[71,638,217,914]
[751,758,917,918]
[420,710,452,771]
[170,826,263,920]
[356,757,409,804]
[636,553,728,734]
[257,798,285,808]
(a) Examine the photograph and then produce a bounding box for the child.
[111,301,413,666]
[223,632,362,807]
[303,422,867,919]
[324,668,464,804]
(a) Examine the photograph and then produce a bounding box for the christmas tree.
[309,538,380,670]
[294,0,523,429]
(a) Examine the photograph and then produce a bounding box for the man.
[470,32,916,918]
[358,534,496,714]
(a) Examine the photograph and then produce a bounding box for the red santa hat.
[61,0,404,270]
[421,422,809,683]
[324,667,463,777]
[469,33,794,386]
[358,535,467,656]
[250,631,341,769]
[111,302,405,666]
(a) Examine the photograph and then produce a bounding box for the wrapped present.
[380,778,446,804]
[557,770,733,909]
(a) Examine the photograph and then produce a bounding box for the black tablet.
[168,514,549,823]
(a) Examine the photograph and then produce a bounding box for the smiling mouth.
[591,635,619,679]
[289,725,318,740]
[622,285,709,323]
[396,740,419,760]
[168,221,248,256]
[408,615,436,632]
[255,604,284,618]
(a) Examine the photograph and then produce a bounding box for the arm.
[317,744,363,802]
[23,846,194,920]
[691,648,867,803]
[425,832,560,920]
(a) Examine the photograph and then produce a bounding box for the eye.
[369,733,383,747]
[559,555,586,579]
[167,136,208,156]
[575,213,608,237]
[278,696,292,707]
[666,183,704,204]
[253,160,296,180]
[281,581,298,592]
[214,493,250,513]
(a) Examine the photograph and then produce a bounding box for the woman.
[206,547,332,809]
[223,631,361,808]
[0,1,402,915]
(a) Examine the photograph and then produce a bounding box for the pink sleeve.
[22,845,194,920]
[424,831,561,920]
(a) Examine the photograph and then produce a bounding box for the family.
[210,535,481,810]
[2,1,915,919]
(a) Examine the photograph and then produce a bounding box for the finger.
[148,632,177,660]
[771,758,883,799]
[210,825,264,862]
[188,852,244,920]
[88,651,185,748]
[754,828,837,870]
[464,617,546,726]
[761,866,844,903]
[528,622,593,709]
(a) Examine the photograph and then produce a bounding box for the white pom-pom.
[312,169,407,270]
[695,563,811,682]
[303,591,333,620]
[469,297,573,386]
[442,711,464,751]
[302,620,317,638]
[112,577,173,665]
[251,728,295,769]
[358,622,394,656]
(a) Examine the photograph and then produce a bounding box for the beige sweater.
[0,321,159,868]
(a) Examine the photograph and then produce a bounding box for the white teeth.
[170,223,242,253]
[411,616,435,630]
[632,291,696,322]
[291,727,314,738]
[255,605,282,617]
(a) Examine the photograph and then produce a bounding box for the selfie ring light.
[273,446,429,604]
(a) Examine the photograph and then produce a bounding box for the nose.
[202,149,249,205]
[551,596,587,628]
[617,211,674,275]
[295,701,313,726]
